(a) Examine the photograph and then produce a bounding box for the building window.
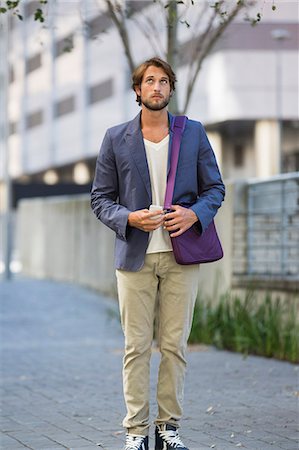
[54,96,75,118]
[284,151,299,173]
[87,13,112,40]
[26,53,41,74]
[54,34,74,58]
[88,79,113,105]
[233,143,245,167]
[26,110,43,129]
[24,1,40,19]
[86,2,150,40]
[9,121,17,135]
[126,1,152,15]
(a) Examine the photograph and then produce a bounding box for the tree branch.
[183,0,248,113]
[130,12,165,59]
[105,0,135,72]
[166,0,179,113]
[184,2,218,97]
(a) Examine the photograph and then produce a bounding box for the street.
[0,278,298,450]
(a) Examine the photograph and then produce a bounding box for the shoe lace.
[158,428,185,448]
[125,434,145,450]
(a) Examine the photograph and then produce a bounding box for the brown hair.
[131,57,177,105]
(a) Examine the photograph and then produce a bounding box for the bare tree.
[1,0,276,113]
[101,0,264,113]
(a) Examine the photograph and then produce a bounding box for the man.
[91,57,225,450]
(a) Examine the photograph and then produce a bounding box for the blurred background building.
[0,0,298,294]
[1,0,298,191]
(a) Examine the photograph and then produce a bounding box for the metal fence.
[233,173,299,284]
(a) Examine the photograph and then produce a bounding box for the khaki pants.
[116,252,199,436]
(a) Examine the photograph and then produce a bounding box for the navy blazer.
[91,112,225,271]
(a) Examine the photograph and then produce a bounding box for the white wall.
[17,194,117,296]
[16,187,233,299]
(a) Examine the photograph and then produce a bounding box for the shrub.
[189,290,299,363]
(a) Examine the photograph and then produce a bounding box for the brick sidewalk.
[0,279,298,450]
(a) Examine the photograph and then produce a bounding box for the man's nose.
[153,81,161,91]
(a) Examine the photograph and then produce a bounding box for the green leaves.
[34,1,48,22]
[6,1,20,8]
[0,0,21,19]
[210,1,229,23]
[189,290,299,363]
[34,7,44,22]
[0,0,47,22]
[245,11,262,27]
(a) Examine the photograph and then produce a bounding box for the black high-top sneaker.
[124,433,149,450]
[155,424,189,450]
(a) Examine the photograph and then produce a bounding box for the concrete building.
[0,0,298,286]
[0,0,298,198]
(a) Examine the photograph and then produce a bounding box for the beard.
[141,95,170,111]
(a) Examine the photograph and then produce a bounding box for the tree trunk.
[166,1,179,114]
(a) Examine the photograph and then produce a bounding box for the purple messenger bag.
[164,116,223,265]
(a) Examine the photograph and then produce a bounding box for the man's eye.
[145,79,154,84]
[161,79,168,85]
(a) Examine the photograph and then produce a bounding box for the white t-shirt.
[144,135,172,254]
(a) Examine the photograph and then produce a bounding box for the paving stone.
[0,278,298,450]
[0,445,30,449]
[0,434,29,448]
[69,447,106,450]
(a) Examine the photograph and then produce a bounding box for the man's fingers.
[164,205,183,220]
[169,221,188,237]
[146,215,164,225]
[164,223,180,231]
[164,217,179,226]
[142,215,164,231]
[170,228,184,238]
[147,210,164,219]
[143,223,163,231]
[164,211,177,220]
[128,209,165,231]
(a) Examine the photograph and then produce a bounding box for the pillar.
[254,120,281,178]
[207,131,223,170]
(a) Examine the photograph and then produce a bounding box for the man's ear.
[135,85,141,96]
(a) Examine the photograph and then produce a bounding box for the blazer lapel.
[125,111,175,201]
[125,112,152,201]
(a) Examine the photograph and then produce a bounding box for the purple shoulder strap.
[164,115,187,210]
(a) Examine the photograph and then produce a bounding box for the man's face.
[136,65,172,111]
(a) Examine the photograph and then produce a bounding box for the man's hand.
[164,205,198,237]
[128,209,164,232]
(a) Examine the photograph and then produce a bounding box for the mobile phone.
[149,205,163,219]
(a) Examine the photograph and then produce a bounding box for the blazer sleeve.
[190,123,225,233]
[90,129,130,241]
